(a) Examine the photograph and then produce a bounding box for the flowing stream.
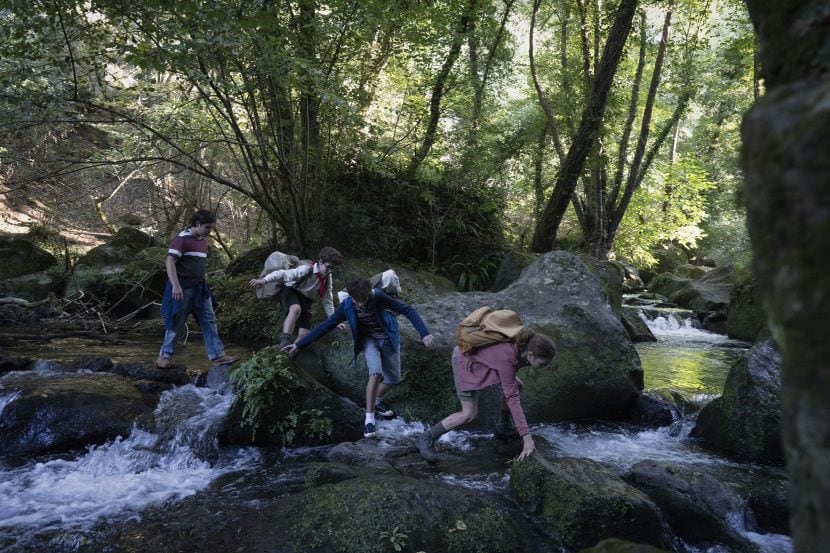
[0,308,792,552]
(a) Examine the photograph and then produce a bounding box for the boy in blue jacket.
[283,277,435,438]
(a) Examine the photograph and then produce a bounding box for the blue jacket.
[295,289,430,360]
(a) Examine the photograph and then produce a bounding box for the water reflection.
[636,326,749,397]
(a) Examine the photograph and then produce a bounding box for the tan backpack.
[455,306,524,353]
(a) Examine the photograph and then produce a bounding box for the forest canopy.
[0,0,756,285]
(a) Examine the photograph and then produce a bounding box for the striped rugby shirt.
[168,229,208,282]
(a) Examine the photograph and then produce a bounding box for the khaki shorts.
[451,346,478,403]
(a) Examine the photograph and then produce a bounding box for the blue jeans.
[363,338,401,385]
[158,286,226,361]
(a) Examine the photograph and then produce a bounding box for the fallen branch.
[0,296,53,308]
[1,331,120,343]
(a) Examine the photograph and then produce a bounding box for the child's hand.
[249,278,265,287]
[422,334,435,348]
[281,344,299,359]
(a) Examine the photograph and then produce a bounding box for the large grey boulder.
[668,266,734,312]
[0,372,157,459]
[300,251,643,427]
[691,337,783,463]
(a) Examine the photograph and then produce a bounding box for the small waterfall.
[0,384,258,534]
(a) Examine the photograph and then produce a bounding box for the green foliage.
[378,526,408,552]
[448,252,503,291]
[230,348,333,444]
[615,158,716,267]
[445,509,520,553]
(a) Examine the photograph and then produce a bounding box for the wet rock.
[0,371,157,459]
[510,455,667,550]
[630,392,676,428]
[747,481,790,535]
[110,361,191,386]
[620,307,657,342]
[615,261,646,293]
[627,460,756,552]
[0,353,32,373]
[577,538,670,553]
[691,337,783,463]
[63,356,114,372]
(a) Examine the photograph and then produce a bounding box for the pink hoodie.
[454,342,529,436]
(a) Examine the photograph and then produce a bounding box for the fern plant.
[230,348,333,445]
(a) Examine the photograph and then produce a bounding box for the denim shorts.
[363,338,401,385]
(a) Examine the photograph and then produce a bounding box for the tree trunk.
[742,2,830,551]
[408,0,475,175]
[607,2,674,241]
[530,0,638,253]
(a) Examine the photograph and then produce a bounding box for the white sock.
[365,412,375,424]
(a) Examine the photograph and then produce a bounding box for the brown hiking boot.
[279,333,292,348]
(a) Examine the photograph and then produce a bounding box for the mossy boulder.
[0,371,157,460]
[299,251,642,426]
[221,348,363,446]
[726,278,766,341]
[647,273,690,299]
[75,227,157,268]
[691,337,783,463]
[0,268,66,302]
[509,455,667,550]
[673,264,707,280]
[68,227,159,299]
[273,473,531,553]
[0,234,58,280]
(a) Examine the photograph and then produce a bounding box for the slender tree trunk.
[530,0,565,161]
[533,125,548,216]
[607,1,674,242]
[530,0,638,253]
[408,0,475,175]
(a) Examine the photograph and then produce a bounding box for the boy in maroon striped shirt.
[156,209,238,369]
